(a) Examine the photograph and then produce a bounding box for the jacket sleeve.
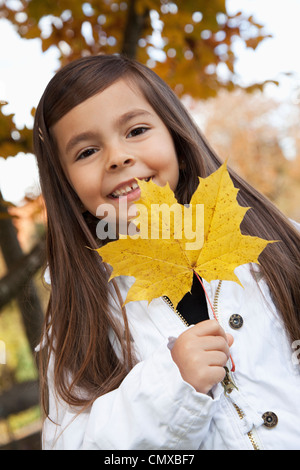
[43,340,218,450]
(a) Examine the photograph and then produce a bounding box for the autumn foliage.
[193,90,300,220]
[0,1,299,220]
[0,0,275,99]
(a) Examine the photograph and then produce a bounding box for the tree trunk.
[0,192,44,354]
[0,237,45,311]
[0,379,39,419]
[121,0,149,58]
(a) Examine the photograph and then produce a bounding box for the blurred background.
[0,0,299,450]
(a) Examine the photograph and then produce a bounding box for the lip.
[107,176,152,198]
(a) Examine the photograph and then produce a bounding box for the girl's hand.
[170,319,234,394]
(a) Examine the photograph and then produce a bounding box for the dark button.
[262,411,278,428]
[229,314,243,329]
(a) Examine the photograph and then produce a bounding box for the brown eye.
[76,148,97,161]
[127,127,148,138]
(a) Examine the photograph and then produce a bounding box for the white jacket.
[43,263,300,450]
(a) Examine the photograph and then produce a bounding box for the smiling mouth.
[109,177,152,198]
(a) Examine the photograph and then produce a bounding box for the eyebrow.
[65,131,99,155]
[65,109,153,155]
[116,109,152,127]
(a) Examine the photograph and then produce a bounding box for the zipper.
[212,282,240,395]
[213,280,261,450]
[162,296,190,327]
[212,280,222,322]
[222,366,238,395]
[232,404,261,450]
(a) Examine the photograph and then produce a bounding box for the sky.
[227,0,300,99]
[0,18,60,203]
[0,0,300,204]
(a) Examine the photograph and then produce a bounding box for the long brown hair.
[34,54,300,413]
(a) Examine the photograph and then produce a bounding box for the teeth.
[110,180,141,198]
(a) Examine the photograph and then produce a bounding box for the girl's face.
[52,79,179,225]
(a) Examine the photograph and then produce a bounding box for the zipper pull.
[222,366,238,396]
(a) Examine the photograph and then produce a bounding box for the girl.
[34,54,300,450]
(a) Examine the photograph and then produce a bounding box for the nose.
[105,147,136,172]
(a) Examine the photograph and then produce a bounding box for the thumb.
[226,333,234,347]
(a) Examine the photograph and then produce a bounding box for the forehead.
[87,79,150,112]
[52,79,153,130]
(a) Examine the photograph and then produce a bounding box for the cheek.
[69,170,102,211]
[150,138,178,168]
[151,143,179,188]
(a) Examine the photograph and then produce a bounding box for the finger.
[202,365,227,391]
[192,319,228,340]
[197,335,231,357]
[226,333,234,347]
[205,350,229,367]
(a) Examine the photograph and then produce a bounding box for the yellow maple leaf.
[97,163,273,308]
